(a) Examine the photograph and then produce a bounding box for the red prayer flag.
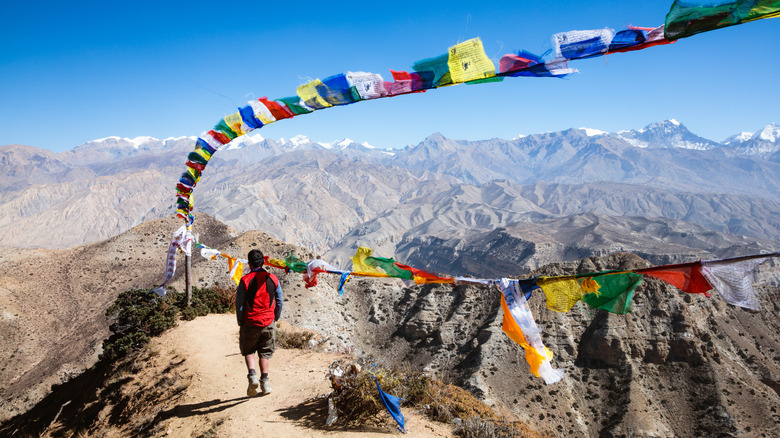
[639,261,712,296]
[499,54,536,75]
[207,129,231,145]
[186,160,206,171]
[390,70,425,92]
[259,97,295,120]
[392,262,453,283]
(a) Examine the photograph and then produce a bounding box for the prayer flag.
[198,134,222,152]
[638,261,712,296]
[701,255,776,310]
[224,112,246,136]
[608,26,673,54]
[259,97,295,120]
[238,104,263,130]
[365,256,414,280]
[284,254,308,274]
[392,262,454,284]
[552,29,615,60]
[498,278,564,384]
[352,247,383,274]
[579,272,643,314]
[248,99,278,125]
[346,71,387,100]
[317,74,361,106]
[375,378,406,433]
[297,79,332,110]
[224,255,244,285]
[665,0,780,40]
[499,50,541,75]
[303,260,341,288]
[264,256,288,271]
[390,70,425,92]
[537,276,583,312]
[413,53,452,88]
[207,129,231,145]
[337,272,351,296]
[277,96,313,115]
[447,38,497,84]
[213,118,239,140]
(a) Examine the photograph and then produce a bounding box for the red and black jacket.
[236,268,281,327]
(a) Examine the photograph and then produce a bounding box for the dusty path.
[155,314,453,437]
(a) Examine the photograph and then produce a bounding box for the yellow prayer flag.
[447,38,496,84]
[297,79,332,109]
[537,276,583,312]
[223,254,244,285]
[224,112,246,136]
[351,246,382,274]
[267,258,287,268]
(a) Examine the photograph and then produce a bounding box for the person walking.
[236,249,283,396]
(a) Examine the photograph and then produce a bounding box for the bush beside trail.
[0,284,237,438]
[327,357,542,437]
[101,286,235,360]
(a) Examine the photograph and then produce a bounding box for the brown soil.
[147,314,454,437]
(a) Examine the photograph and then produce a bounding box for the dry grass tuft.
[276,321,323,349]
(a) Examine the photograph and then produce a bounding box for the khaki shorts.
[239,324,275,359]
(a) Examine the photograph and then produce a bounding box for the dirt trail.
[155,314,453,437]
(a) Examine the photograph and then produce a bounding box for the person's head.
[248,249,264,270]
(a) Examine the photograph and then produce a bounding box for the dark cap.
[248,249,265,268]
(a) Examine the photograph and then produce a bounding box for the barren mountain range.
[1,120,779,268]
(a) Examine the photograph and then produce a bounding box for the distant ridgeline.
[157,1,780,383]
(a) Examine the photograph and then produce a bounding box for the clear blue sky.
[2,1,778,152]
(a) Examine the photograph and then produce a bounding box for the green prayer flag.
[284,254,308,273]
[277,96,313,115]
[579,272,643,314]
[365,257,414,280]
[665,0,780,40]
[213,118,238,140]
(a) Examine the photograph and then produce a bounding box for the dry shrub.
[426,379,494,422]
[456,417,539,438]
[328,359,540,437]
[328,358,427,426]
[212,284,236,311]
[276,321,322,349]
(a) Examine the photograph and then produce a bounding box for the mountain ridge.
[1,120,778,262]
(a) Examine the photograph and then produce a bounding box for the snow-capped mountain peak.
[579,127,607,137]
[615,120,719,150]
[757,123,779,142]
[88,136,159,149]
[282,135,311,148]
[336,138,354,148]
[224,133,265,150]
[722,131,753,145]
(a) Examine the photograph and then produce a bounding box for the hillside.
[2,213,780,436]
[1,314,455,437]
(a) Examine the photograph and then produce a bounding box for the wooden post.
[185,252,192,307]
[185,225,193,307]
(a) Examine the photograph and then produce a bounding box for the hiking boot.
[247,373,260,397]
[260,377,272,395]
